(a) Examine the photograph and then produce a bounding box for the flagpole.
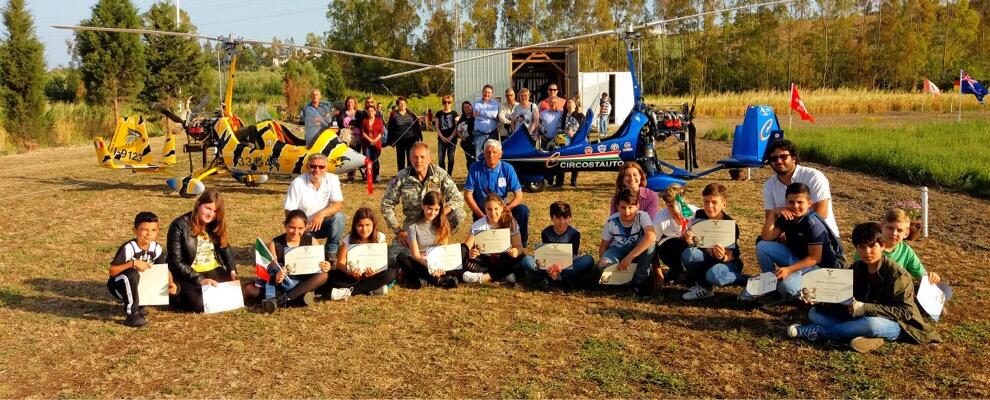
[958,70,963,123]
[788,83,793,130]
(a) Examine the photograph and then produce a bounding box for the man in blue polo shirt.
[464,139,530,245]
[473,85,500,160]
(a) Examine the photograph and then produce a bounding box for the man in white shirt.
[762,139,840,237]
[284,153,346,260]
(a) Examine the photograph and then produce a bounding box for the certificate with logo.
[534,243,573,270]
[689,219,736,248]
[599,264,635,285]
[800,268,854,304]
[138,263,170,306]
[474,229,511,254]
[202,281,244,314]
[345,243,389,273]
[283,245,325,275]
[426,244,463,271]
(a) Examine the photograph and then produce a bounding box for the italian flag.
[255,237,276,282]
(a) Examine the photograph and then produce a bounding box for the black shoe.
[535,277,551,292]
[262,297,279,314]
[124,313,148,328]
[138,306,148,317]
[438,276,459,289]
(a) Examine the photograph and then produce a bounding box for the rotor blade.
[152,103,185,125]
[378,0,794,80]
[52,24,217,41]
[193,95,211,113]
[269,41,455,71]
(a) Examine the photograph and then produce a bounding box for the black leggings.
[395,141,414,174]
[396,245,469,286]
[466,252,524,281]
[243,272,328,304]
[175,269,233,313]
[655,238,689,282]
[325,267,398,295]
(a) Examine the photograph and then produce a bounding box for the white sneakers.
[682,285,714,300]
[330,287,353,301]
[369,285,389,296]
[461,271,491,284]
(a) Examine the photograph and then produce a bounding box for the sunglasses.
[768,154,791,162]
[308,164,327,170]
[549,88,558,91]
[443,101,452,104]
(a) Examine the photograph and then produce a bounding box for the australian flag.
[960,70,988,104]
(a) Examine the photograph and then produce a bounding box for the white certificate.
[345,243,389,273]
[917,277,945,320]
[599,264,635,285]
[800,268,854,304]
[426,244,463,271]
[202,281,244,314]
[534,243,573,270]
[689,219,736,248]
[745,272,778,296]
[138,263,170,306]
[474,229,512,254]
[283,245,324,275]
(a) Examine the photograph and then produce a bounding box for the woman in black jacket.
[167,189,239,312]
[386,97,423,174]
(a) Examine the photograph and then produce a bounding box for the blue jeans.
[600,244,655,288]
[521,254,594,282]
[254,264,298,299]
[511,204,530,246]
[756,240,819,298]
[681,247,747,288]
[437,137,457,175]
[598,115,608,135]
[808,308,901,341]
[312,211,346,258]
[473,133,491,159]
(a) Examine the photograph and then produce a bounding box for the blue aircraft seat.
[717,105,784,168]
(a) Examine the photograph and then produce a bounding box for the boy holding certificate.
[521,201,595,291]
[680,184,747,300]
[597,188,657,294]
[107,212,177,327]
[788,222,942,352]
[748,182,844,301]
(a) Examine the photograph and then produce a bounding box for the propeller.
[378,0,794,80]
[52,24,453,71]
[152,102,185,125]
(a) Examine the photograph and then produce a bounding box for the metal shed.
[453,46,579,105]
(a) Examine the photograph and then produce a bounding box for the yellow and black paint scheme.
[94,115,176,171]
[166,116,366,197]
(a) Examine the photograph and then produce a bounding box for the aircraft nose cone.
[337,146,366,173]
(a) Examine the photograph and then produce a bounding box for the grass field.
[0,118,988,397]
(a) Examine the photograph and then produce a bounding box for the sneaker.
[787,323,824,341]
[438,276,459,289]
[505,273,517,284]
[262,297,278,314]
[462,271,490,284]
[369,285,389,296]
[418,278,429,288]
[682,285,714,300]
[330,287,353,301]
[850,337,885,353]
[137,306,148,317]
[534,277,551,292]
[124,313,148,328]
[301,291,315,306]
[737,290,759,302]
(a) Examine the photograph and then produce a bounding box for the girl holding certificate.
[396,191,468,289]
[328,208,397,300]
[463,193,526,284]
[244,210,330,314]
[166,189,240,313]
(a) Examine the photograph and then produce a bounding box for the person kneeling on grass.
[681,183,748,300]
[463,193,527,284]
[521,201,595,291]
[744,182,844,302]
[108,212,178,327]
[244,210,330,314]
[597,188,657,295]
[788,222,942,353]
[326,208,399,301]
[397,191,468,289]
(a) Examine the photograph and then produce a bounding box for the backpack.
[812,212,847,268]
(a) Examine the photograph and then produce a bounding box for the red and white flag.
[923,79,941,96]
[790,83,815,123]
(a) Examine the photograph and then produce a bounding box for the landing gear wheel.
[524,180,547,193]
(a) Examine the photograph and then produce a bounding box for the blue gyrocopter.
[499,31,784,192]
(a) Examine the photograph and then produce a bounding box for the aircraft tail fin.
[161,132,177,166]
[95,116,167,170]
[718,105,784,168]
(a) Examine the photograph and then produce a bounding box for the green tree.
[75,0,146,122]
[283,59,322,115]
[141,1,208,113]
[0,0,47,148]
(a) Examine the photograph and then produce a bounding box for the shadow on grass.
[4,278,118,321]
[29,176,286,196]
[594,305,775,335]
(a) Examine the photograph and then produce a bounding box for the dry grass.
[0,117,988,397]
[648,89,987,118]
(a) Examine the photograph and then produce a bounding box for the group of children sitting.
[107,180,946,353]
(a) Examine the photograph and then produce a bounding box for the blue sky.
[26,0,330,69]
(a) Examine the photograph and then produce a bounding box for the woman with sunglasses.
[433,95,459,175]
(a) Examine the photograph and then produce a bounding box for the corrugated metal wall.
[454,49,511,106]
